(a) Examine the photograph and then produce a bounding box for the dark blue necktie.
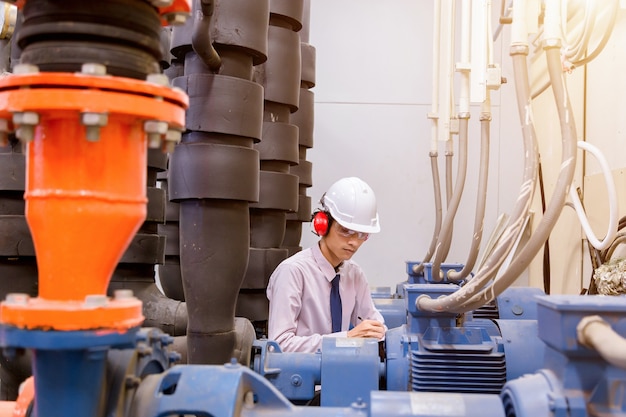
[330,274,342,332]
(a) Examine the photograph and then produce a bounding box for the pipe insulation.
[169,0,269,364]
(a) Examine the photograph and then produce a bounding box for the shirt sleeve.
[352,265,388,333]
[266,263,325,353]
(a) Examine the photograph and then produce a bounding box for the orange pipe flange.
[12,0,192,16]
[0,72,187,331]
[159,0,192,25]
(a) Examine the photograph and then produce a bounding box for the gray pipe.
[454,43,578,312]
[417,44,539,313]
[448,112,491,281]
[180,199,250,364]
[412,153,443,275]
[439,141,455,260]
[431,116,470,281]
[191,0,221,71]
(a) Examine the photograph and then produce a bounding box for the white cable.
[569,140,618,250]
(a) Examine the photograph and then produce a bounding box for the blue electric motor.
[385,283,546,394]
[501,295,626,417]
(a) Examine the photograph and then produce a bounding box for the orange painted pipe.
[15,0,192,19]
[0,72,187,331]
[26,114,147,301]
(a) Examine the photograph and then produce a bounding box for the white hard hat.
[322,177,380,234]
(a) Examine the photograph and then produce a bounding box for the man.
[267,177,386,353]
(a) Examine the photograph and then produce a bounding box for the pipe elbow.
[191,1,221,71]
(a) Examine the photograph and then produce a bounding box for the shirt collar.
[313,242,339,283]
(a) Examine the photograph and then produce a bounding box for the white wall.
[302,1,626,294]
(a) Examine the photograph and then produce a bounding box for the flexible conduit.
[442,42,579,314]
[448,0,495,282]
[431,0,457,270]
[441,121,456,261]
[432,0,479,282]
[413,0,443,276]
[431,117,468,282]
[569,140,618,251]
[418,0,540,313]
[448,109,491,281]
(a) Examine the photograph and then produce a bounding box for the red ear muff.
[312,211,330,236]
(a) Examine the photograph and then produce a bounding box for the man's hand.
[347,319,385,340]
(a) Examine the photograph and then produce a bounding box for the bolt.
[12,112,39,142]
[225,358,239,368]
[5,293,29,306]
[81,63,107,76]
[163,129,182,153]
[81,112,108,142]
[113,289,134,301]
[163,12,189,26]
[124,375,141,389]
[81,112,108,126]
[135,331,148,344]
[290,374,302,387]
[136,343,153,357]
[160,334,174,346]
[15,126,34,142]
[12,63,39,75]
[84,294,108,308]
[351,398,367,410]
[144,120,168,149]
[168,351,182,363]
[146,73,170,87]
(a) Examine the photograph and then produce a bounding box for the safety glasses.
[335,223,369,241]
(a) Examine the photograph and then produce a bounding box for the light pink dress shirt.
[266,243,386,353]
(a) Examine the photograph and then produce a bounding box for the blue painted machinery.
[501,295,626,417]
[384,283,546,393]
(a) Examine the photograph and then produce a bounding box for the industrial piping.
[0,1,190,415]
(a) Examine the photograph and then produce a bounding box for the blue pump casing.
[501,295,626,417]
